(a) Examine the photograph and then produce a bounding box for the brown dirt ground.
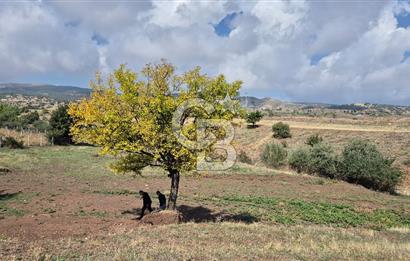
[1,168,408,243]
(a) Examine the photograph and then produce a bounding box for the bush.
[289,144,338,178]
[19,111,40,126]
[306,134,323,146]
[246,111,263,127]
[47,105,73,145]
[338,140,403,193]
[0,103,20,128]
[238,150,253,164]
[308,143,338,178]
[0,136,24,149]
[261,143,287,168]
[272,122,291,139]
[33,120,49,132]
[289,148,311,173]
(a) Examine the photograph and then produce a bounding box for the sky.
[1,0,410,105]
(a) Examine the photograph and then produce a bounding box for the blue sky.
[213,11,242,37]
[396,6,410,28]
[1,0,410,105]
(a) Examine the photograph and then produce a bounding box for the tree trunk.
[167,169,180,210]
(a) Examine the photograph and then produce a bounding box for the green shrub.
[289,147,311,173]
[47,105,73,145]
[238,150,253,165]
[19,111,40,126]
[338,140,403,193]
[0,103,20,127]
[272,122,291,139]
[0,136,24,149]
[261,143,287,168]
[33,120,49,132]
[306,134,323,146]
[308,143,338,178]
[289,144,338,178]
[246,111,263,127]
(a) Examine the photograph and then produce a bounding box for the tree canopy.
[246,111,263,127]
[47,105,73,145]
[68,61,242,209]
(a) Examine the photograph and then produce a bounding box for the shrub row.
[288,139,403,193]
[261,136,403,193]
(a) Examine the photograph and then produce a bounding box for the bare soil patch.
[1,167,408,242]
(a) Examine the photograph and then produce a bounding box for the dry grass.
[233,117,410,192]
[1,223,409,260]
[0,128,48,147]
[1,115,409,260]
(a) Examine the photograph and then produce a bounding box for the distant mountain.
[239,96,410,116]
[0,83,91,101]
[1,83,408,116]
[238,96,300,110]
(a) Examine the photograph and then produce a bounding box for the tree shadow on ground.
[246,125,260,129]
[178,205,259,224]
[0,190,21,201]
[121,205,258,224]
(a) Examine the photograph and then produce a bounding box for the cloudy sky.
[1,0,410,105]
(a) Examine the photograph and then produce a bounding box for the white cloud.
[0,0,409,105]
[0,2,98,78]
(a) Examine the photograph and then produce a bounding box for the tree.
[272,122,291,139]
[0,103,20,128]
[246,111,263,127]
[47,105,73,145]
[20,111,40,127]
[68,61,242,209]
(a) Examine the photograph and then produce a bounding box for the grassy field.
[1,117,410,260]
[2,223,409,260]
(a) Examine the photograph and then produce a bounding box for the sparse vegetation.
[261,143,287,168]
[403,159,410,167]
[305,134,323,146]
[3,223,410,260]
[237,150,253,164]
[204,194,410,228]
[272,122,291,139]
[1,145,410,260]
